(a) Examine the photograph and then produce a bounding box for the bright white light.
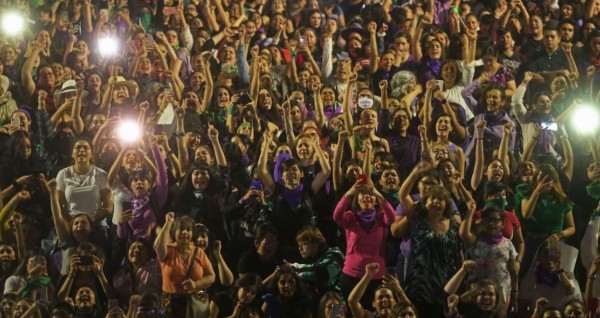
[98,37,118,57]
[572,106,599,134]
[2,13,25,36]
[117,121,141,144]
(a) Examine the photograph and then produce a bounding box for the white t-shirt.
[110,175,134,226]
[56,166,110,226]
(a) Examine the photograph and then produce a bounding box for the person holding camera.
[511,72,574,176]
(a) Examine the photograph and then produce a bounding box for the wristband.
[239,198,246,205]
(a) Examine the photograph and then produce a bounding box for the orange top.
[160,243,212,294]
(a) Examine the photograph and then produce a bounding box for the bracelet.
[239,198,246,205]
[588,275,597,280]
[476,137,483,140]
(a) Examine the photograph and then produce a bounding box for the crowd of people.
[1,0,600,316]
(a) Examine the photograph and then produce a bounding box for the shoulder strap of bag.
[185,247,199,280]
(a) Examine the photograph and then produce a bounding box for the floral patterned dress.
[467,237,517,306]
[405,210,462,314]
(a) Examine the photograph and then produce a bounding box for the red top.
[473,210,521,239]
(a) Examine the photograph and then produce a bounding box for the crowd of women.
[1,0,600,317]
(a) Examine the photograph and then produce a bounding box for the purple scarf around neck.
[355,208,377,231]
[481,232,503,245]
[282,184,304,209]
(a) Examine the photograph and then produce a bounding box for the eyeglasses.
[432,148,449,154]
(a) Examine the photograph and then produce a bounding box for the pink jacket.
[333,195,396,279]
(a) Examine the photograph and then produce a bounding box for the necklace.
[73,166,92,187]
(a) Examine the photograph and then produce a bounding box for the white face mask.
[358,96,373,109]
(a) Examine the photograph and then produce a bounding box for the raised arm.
[459,201,478,247]
[174,105,189,173]
[368,22,379,75]
[200,55,214,113]
[496,122,513,181]
[108,147,126,187]
[521,124,541,162]
[444,260,476,295]
[46,180,72,246]
[321,33,334,79]
[71,81,85,135]
[348,263,380,318]
[0,191,30,241]
[561,43,579,80]
[12,213,25,262]
[208,126,227,168]
[257,131,276,194]
[422,81,435,130]
[521,177,553,219]
[154,212,174,261]
[313,83,326,128]
[212,240,233,287]
[21,42,42,98]
[557,125,574,181]
[281,101,296,147]
[342,73,357,133]
[470,120,487,190]
[586,256,600,306]
[310,138,331,194]
[213,0,232,27]
[332,131,349,192]
[399,162,430,216]
[435,89,466,140]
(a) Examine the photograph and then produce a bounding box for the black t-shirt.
[237,249,282,280]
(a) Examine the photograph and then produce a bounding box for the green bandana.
[587,183,600,200]
[484,197,507,210]
[21,276,51,298]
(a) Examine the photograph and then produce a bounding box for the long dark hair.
[12,248,51,278]
[171,162,225,214]
[269,267,309,300]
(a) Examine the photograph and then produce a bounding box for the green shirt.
[515,183,572,235]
